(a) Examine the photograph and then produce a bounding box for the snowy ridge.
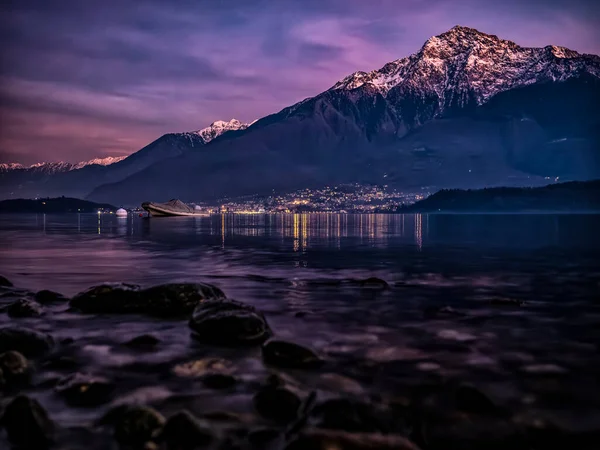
[331,25,600,110]
[0,156,127,173]
[192,118,251,144]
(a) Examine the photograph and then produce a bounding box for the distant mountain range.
[1,26,599,205]
[402,180,600,212]
[0,156,126,174]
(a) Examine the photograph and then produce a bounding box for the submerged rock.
[70,282,225,316]
[55,372,115,407]
[161,410,214,449]
[105,405,165,446]
[455,385,499,415]
[0,327,54,357]
[0,351,30,386]
[200,373,237,389]
[7,298,44,318]
[253,386,301,423]
[123,334,161,351]
[262,339,323,369]
[0,275,13,287]
[310,398,402,434]
[34,289,69,304]
[69,283,141,313]
[359,277,391,290]
[1,395,55,449]
[189,299,272,346]
[173,358,233,378]
[285,430,421,450]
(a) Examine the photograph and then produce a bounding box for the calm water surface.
[1,213,599,446]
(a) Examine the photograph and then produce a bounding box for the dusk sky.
[1,0,599,165]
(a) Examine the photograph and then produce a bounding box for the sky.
[1,0,599,165]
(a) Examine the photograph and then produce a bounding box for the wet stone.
[107,405,166,446]
[359,277,391,290]
[253,386,301,424]
[0,326,54,357]
[0,275,13,287]
[310,398,402,434]
[0,350,30,386]
[55,372,115,407]
[248,428,280,447]
[189,299,273,346]
[200,373,237,389]
[70,282,226,316]
[285,430,421,450]
[262,339,323,369]
[123,334,161,351]
[489,297,525,307]
[455,385,499,416]
[34,289,69,304]
[1,395,55,449]
[43,355,79,371]
[7,298,44,318]
[173,358,233,378]
[161,410,214,449]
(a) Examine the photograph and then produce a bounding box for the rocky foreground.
[0,274,598,449]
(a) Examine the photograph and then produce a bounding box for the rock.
[248,428,280,447]
[7,298,44,318]
[189,299,272,346]
[69,283,141,313]
[262,339,323,369]
[107,406,165,446]
[161,410,214,449]
[455,385,498,415]
[0,351,30,385]
[173,358,233,378]
[55,373,115,407]
[310,398,401,433]
[317,373,365,395]
[1,395,55,449]
[0,327,54,357]
[123,334,161,351]
[0,275,13,287]
[285,430,421,450]
[359,277,390,290]
[253,386,301,424]
[0,367,4,387]
[43,355,79,370]
[34,289,69,304]
[70,282,225,316]
[200,373,237,389]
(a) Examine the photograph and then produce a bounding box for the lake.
[1,213,599,449]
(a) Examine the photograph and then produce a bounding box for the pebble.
[55,372,115,407]
[161,410,214,449]
[7,298,44,317]
[253,386,301,423]
[262,339,323,369]
[0,326,54,357]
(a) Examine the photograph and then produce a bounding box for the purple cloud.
[0,0,599,164]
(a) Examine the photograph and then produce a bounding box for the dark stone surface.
[200,373,237,389]
[0,275,13,287]
[34,289,69,304]
[262,339,323,369]
[285,429,421,450]
[7,298,44,317]
[1,395,55,449]
[161,410,214,449]
[107,405,165,446]
[0,351,30,386]
[0,326,54,357]
[55,373,115,407]
[70,282,225,316]
[123,334,161,351]
[189,299,272,346]
[310,398,402,434]
[253,386,301,424]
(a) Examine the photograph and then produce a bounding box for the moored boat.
[141,199,209,217]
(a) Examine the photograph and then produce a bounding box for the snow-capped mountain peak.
[0,156,126,173]
[191,118,251,144]
[331,25,600,109]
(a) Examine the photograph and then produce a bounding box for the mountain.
[402,180,600,212]
[87,25,600,205]
[0,119,249,199]
[0,156,126,174]
[0,197,116,213]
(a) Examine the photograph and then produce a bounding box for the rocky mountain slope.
[0,119,249,199]
[87,26,600,205]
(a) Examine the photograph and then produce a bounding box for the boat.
[141,199,210,217]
